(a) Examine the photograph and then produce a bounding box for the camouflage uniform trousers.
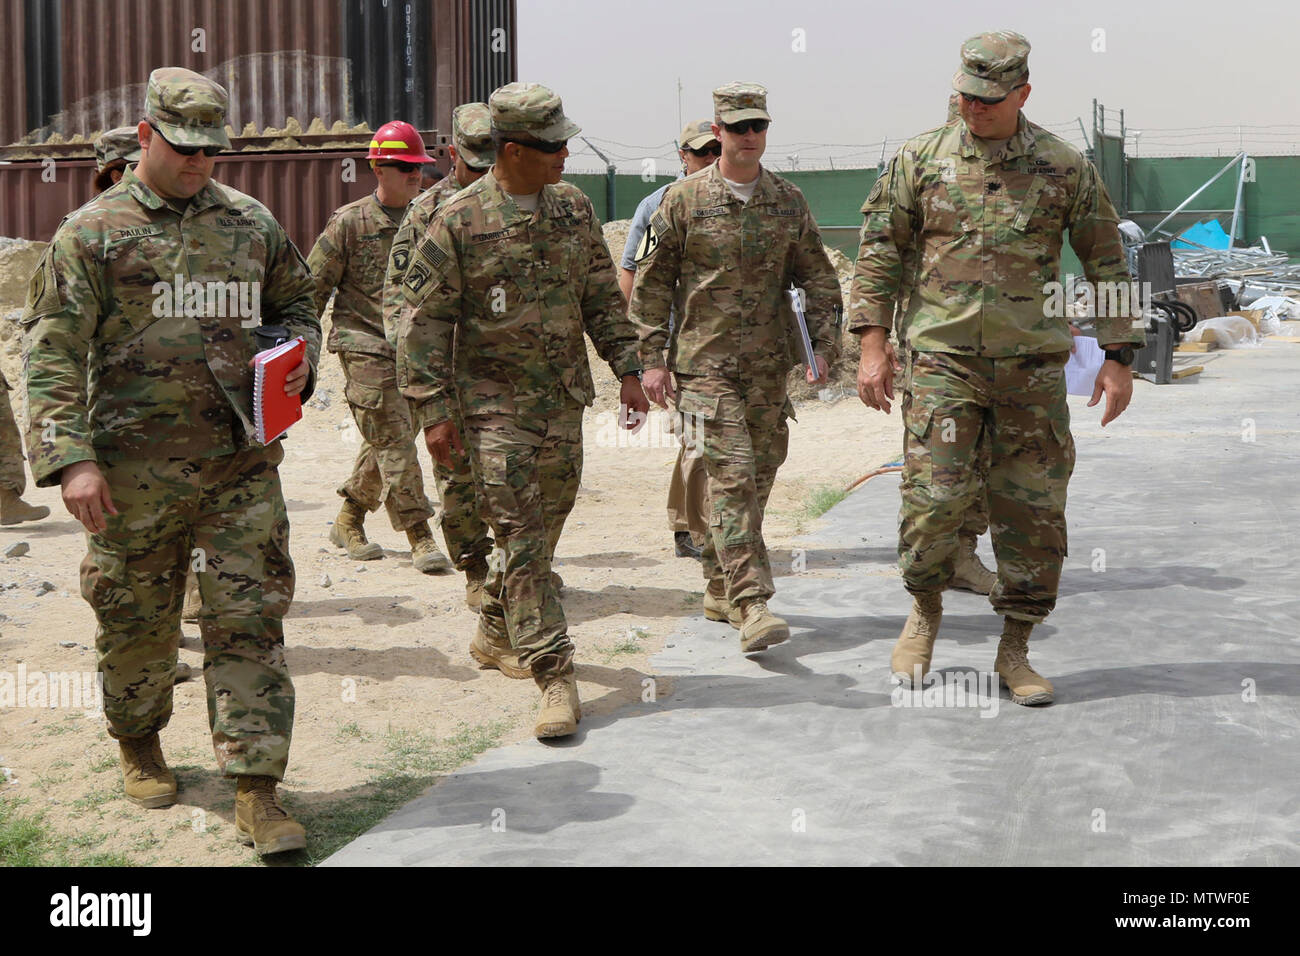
[465,395,582,677]
[676,371,791,605]
[81,445,296,778]
[430,403,494,571]
[337,350,435,531]
[899,350,1075,621]
[0,370,28,493]
[665,409,710,540]
[899,348,989,540]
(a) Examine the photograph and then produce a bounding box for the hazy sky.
[519,0,1300,173]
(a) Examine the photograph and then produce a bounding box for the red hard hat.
[367,120,434,163]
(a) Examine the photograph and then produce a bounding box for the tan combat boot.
[464,559,489,612]
[891,591,943,686]
[469,620,530,679]
[406,522,450,573]
[0,488,50,525]
[995,618,1054,706]
[950,534,997,595]
[703,585,741,629]
[329,499,383,560]
[235,775,307,855]
[180,572,201,621]
[738,599,790,653]
[533,657,581,739]
[118,733,177,808]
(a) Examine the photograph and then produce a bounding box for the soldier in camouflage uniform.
[308,120,450,573]
[0,369,51,525]
[630,82,841,655]
[382,104,496,608]
[851,33,1144,704]
[398,83,648,738]
[23,68,320,853]
[93,126,142,192]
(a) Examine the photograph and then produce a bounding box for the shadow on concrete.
[1058,565,1247,596]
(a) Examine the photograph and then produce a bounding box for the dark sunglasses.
[687,142,722,157]
[148,123,222,157]
[503,137,567,154]
[378,160,421,173]
[960,84,1027,107]
[722,119,769,135]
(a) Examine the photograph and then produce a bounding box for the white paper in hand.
[1065,335,1106,396]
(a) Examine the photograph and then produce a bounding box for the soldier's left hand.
[619,375,650,432]
[283,358,311,396]
[805,355,830,385]
[246,356,311,396]
[1089,360,1134,427]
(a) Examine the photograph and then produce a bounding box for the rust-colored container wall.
[0,0,515,242]
[0,150,453,252]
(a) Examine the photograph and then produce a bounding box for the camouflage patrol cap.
[145,67,231,150]
[713,82,770,124]
[95,126,142,172]
[452,103,495,170]
[678,119,718,151]
[489,83,580,143]
[952,31,1031,98]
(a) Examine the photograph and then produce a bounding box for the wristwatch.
[1103,346,1136,366]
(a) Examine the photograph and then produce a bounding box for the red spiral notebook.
[252,336,307,444]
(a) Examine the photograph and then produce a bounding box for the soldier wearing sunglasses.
[851,32,1144,705]
[398,83,648,739]
[618,119,721,565]
[23,67,320,854]
[629,82,842,656]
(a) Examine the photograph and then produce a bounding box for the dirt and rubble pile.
[0,239,48,410]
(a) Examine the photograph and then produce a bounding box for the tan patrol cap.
[452,103,494,170]
[678,119,718,151]
[95,126,142,172]
[145,67,231,150]
[489,82,580,143]
[713,82,770,124]
[952,31,1031,99]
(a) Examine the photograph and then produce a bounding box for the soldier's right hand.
[857,329,898,414]
[60,460,118,534]
[424,420,465,469]
[641,367,676,408]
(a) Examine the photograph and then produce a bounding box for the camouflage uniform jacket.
[382,177,463,350]
[849,114,1144,354]
[627,162,842,377]
[307,192,402,357]
[397,170,641,429]
[21,166,320,487]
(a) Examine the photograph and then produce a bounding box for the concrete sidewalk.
[326,346,1300,866]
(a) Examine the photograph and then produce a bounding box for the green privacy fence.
[572,155,1300,266]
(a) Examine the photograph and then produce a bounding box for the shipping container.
[0,0,517,145]
[0,145,453,252]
